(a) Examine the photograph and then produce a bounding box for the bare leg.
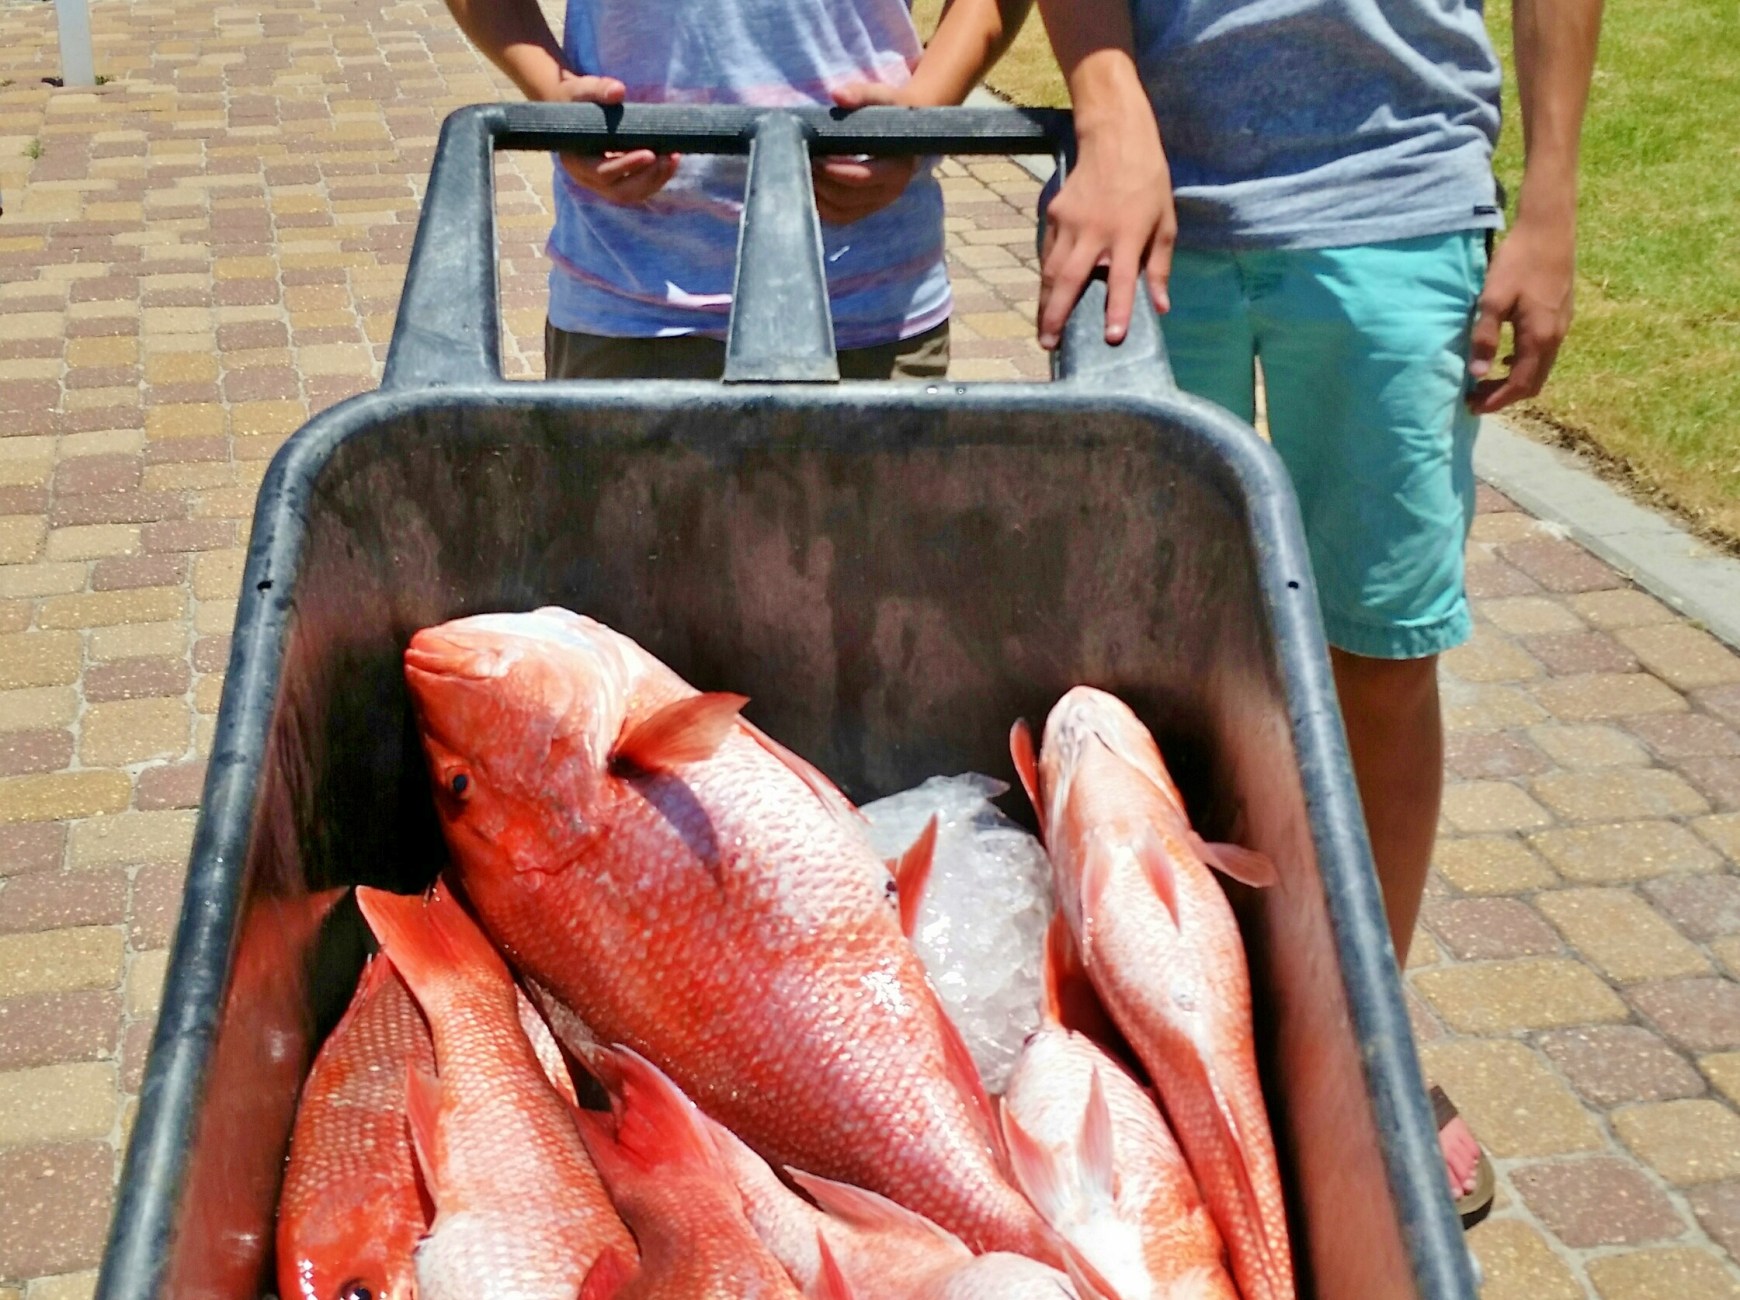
[1329,648,1478,1196]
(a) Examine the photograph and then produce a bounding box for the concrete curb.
[1474,418,1740,650]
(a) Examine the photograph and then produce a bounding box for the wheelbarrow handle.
[383,102,1172,392]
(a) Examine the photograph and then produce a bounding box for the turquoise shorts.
[1161,232,1488,660]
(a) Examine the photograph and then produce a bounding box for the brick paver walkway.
[2,1,1738,1297]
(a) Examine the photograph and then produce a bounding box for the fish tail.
[355,880,510,1013]
[582,1045,731,1183]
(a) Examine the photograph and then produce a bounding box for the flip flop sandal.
[1431,1084,1495,1231]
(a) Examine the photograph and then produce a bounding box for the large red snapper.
[355,882,631,1300]
[276,955,429,1300]
[401,607,1051,1259]
[1014,687,1293,1300]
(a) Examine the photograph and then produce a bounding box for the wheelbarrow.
[92,102,1475,1300]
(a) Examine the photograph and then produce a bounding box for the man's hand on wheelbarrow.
[814,83,921,226]
[547,70,681,205]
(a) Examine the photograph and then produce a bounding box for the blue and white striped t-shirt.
[548,0,952,348]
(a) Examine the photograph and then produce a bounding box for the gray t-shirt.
[1132,0,1504,248]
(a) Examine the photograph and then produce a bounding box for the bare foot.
[1440,1112,1481,1199]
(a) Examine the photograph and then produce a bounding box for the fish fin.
[404,1062,445,1206]
[1126,827,1181,929]
[787,1169,967,1252]
[1082,1067,1117,1208]
[1009,718,1045,839]
[1001,1105,1069,1226]
[611,692,749,774]
[593,1046,727,1180]
[741,718,864,830]
[1188,832,1279,890]
[812,1231,854,1300]
[889,815,938,939]
[515,985,579,1107]
[1060,1242,1121,1300]
[578,1246,635,1300]
[924,983,1002,1163]
[355,881,509,1013]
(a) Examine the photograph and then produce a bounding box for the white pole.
[54,0,96,88]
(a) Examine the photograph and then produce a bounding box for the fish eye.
[448,771,470,798]
[335,1282,373,1300]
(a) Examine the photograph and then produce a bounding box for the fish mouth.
[404,627,516,681]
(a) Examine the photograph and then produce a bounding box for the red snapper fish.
[277,954,430,1300]
[1000,1014,1237,1300]
[355,882,631,1300]
[572,1046,808,1300]
[401,607,1051,1259]
[1013,687,1292,1300]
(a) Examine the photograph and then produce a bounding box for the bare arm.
[441,0,678,203]
[821,0,1037,224]
[1031,0,1174,346]
[1468,0,1604,412]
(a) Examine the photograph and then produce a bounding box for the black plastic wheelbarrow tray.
[94,103,1474,1300]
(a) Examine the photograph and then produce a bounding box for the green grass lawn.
[924,0,1740,545]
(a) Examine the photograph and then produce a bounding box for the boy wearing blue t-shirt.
[1032,0,1602,1226]
[446,0,1030,379]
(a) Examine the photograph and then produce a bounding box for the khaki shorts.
[544,320,950,382]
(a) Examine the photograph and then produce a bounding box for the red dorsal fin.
[356,880,510,1012]
[740,718,864,831]
[612,692,748,774]
[1000,1104,1067,1224]
[1081,1067,1116,1208]
[1128,826,1182,929]
[578,1246,635,1300]
[812,1231,854,1300]
[404,1062,445,1207]
[515,985,579,1107]
[596,1045,727,1180]
[924,984,1002,1164]
[888,815,938,939]
[788,1169,967,1252]
[1188,832,1280,889]
[1009,719,1045,839]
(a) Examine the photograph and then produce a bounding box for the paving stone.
[1414,958,1626,1034]
[1441,627,1542,682]
[0,1062,117,1144]
[1697,684,1740,730]
[127,949,170,1017]
[1696,813,1740,859]
[1532,767,1709,822]
[1687,1181,1740,1263]
[1443,729,1552,780]
[0,928,123,1000]
[1567,588,1678,629]
[28,1273,99,1300]
[0,632,81,692]
[128,861,187,950]
[1617,624,1740,691]
[0,824,65,879]
[1432,835,1558,894]
[1465,1218,1583,1300]
[1643,874,1740,941]
[1630,712,1740,760]
[66,811,197,870]
[1421,897,1559,960]
[1680,756,1740,811]
[1534,672,1689,722]
[0,991,120,1071]
[1498,536,1622,592]
[0,1142,115,1279]
[1521,629,1640,675]
[1631,978,1740,1051]
[36,586,186,630]
[1440,781,1554,832]
[77,697,191,766]
[1537,888,1712,982]
[0,772,133,826]
[1529,820,1720,883]
[1525,724,1651,772]
[1615,1099,1740,1184]
[1704,1052,1740,1106]
[1442,681,1549,730]
[1422,1039,1603,1157]
[1714,936,1740,980]
[1464,558,1541,599]
[1539,1024,1706,1107]
[0,730,74,779]
[0,870,127,935]
[1479,595,1588,636]
[82,656,191,703]
[1511,1156,1685,1247]
[1587,1247,1740,1299]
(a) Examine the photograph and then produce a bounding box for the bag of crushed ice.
[862,774,1054,1094]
